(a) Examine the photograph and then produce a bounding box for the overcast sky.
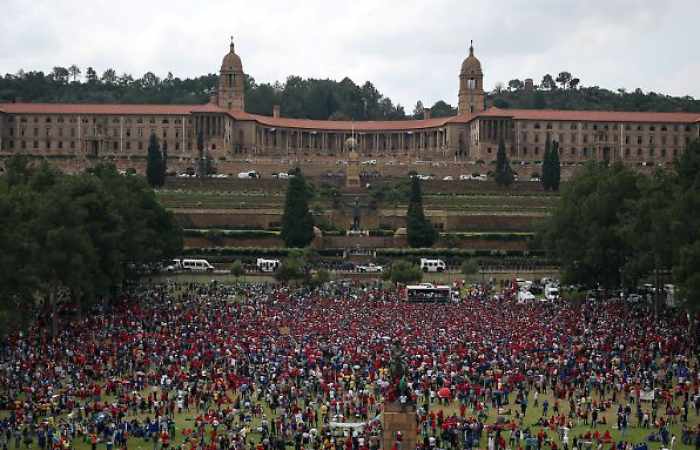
[1,0,698,110]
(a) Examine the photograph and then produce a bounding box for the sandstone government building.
[1,40,699,177]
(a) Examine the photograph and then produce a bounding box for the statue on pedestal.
[388,339,412,406]
[352,197,361,231]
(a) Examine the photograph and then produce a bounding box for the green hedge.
[182,247,345,258]
[184,229,281,239]
[441,232,533,242]
[375,248,546,258]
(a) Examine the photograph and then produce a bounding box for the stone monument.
[382,340,417,450]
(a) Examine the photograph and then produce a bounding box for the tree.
[541,74,557,90]
[280,169,314,247]
[146,133,164,188]
[430,100,457,118]
[494,138,514,187]
[412,100,424,119]
[101,68,117,85]
[274,256,305,283]
[161,140,168,182]
[542,133,553,190]
[568,78,581,90]
[460,259,480,277]
[406,176,438,248]
[508,79,524,91]
[51,67,70,84]
[556,71,572,89]
[551,140,561,191]
[68,65,81,83]
[85,67,98,84]
[542,163,641,288]
[230,260,245,282]
[387,260,422,284]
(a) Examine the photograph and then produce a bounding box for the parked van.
[544,285,560,301]
[257,258,281,273]
[420,258,446,273]
[181,259,215,272]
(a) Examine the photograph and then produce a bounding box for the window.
[625,125,631,131]
[583,135,588,143]
[583,148,588,157]
[21,141,26,149]
[534,134,539,143]
[571,148,575,156]
[126,142,131,150]
[33,141,38,149]
[9,140,14,149]
[162,118,169,124]
[58,141,63,149]
[625,148,630,157]
[113,142,118,150]
[661,148,666,157]
[46,140,51,149]
[112,118,119,124]
[661,125,667,131]
[34,128,38,136]
[149,118,155,124]
[212,144,217,150]
[649,136,654,144]
[138,142,143,150]
[546,123,552,130]
[570,123,577,130]
[625,136,630,144]
[534,147,539,155]
[637,136,642,145]
[593,124,598,131]
[637,148,642,156]
[649,148,655,157]
[673,148,678,157]
[70,128,75,137]
[523,147,528,155]
[175,143,180,151]
[649,125,655,131]
[70,141,75,149]
[534,123,541,129]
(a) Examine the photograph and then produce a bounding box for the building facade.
[1,41,699,176]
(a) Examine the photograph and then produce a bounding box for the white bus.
[181,259,215,272]
[257,258,281,273]
[406,283,452,303]
[420,258,446,273]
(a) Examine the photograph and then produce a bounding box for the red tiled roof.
[1,103,698,127]
[476,107,700,123]
[229,111,459,131]
[0,103,202,115]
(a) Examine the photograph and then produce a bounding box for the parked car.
[442,176,454,181]
[357,263,383,273]
[237,170,260,179]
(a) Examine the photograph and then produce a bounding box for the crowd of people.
[0,280,697,450]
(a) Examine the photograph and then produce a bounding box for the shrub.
[387,260,423,284]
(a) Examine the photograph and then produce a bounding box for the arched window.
[467,78,476,90]
[228,74,232,87]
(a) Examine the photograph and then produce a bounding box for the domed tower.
[458,41,484,114]
[217,37,245,111]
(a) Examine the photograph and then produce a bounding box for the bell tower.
[458,41,484,114]
[218,37,245,111]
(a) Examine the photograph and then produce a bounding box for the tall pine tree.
[280,169,314,247]
[146,133,164,187]
[494,138,514,187]
[406,176,438,247]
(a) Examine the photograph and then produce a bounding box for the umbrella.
[438,387,451,399]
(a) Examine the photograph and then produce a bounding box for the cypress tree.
[161,140,168,184]
[280,169,314,247]
[542,133,552,190]
[146,133,164,188]
[494,138,514,187]
[551,140,561,191]
[406,176,438,247]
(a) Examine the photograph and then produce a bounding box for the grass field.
[19,384,696,450]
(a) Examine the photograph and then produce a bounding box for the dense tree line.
[4,66,696,120]
[493,71,700,112]
[540,138,700,312]
[0,158,183,336]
